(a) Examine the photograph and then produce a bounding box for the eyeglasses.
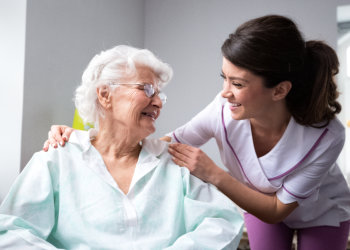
[109,82,167,105]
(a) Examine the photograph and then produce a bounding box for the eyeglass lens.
[144,84,155,98]
[144,84,167,104]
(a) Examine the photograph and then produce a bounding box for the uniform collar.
[257,117,328,180]
[222,104,328,193]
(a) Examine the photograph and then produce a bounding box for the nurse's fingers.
[171,157,187,168]
[168,145,191,163]
[42,135,59,151]
[48,133,59,148]
[168,143,195,158]
[49,125,74,147]
[42,140,50,152]
[61,127,74,143]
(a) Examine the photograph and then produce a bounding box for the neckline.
[249,117,293,160]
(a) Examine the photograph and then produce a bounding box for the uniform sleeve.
[277,129,345,205]
[0,152,60,249]
[169,93,223,147]
[165,168,243,250]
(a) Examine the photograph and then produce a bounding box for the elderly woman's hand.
[168,143,222,183]
[43,125,75,151]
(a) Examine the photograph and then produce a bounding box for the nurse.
[167,15,350,250]
[45,15,350,249]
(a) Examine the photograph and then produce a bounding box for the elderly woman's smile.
[141,109,159,120]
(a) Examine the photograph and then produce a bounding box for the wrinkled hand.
[42,125,74,151]
[168,143,221,183]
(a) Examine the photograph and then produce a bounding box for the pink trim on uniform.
[282,184,309,199]
[172,132,181,143]
[268,128,329,181]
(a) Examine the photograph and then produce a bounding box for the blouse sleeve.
[164,167,243,250]
[277,128,345,205]
[169,93,223,147]
[0,152,60,249]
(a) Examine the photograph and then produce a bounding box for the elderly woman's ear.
[96,85,112,109]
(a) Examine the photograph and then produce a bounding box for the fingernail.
[59,141,64,146]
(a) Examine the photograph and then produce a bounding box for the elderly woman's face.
[108,65,163,138]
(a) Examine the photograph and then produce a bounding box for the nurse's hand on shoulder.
[168,143,222,183]
[42,125,74,152]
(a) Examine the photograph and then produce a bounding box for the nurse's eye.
[220,73,226,80]
[232,82,243,88]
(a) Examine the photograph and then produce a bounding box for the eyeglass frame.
[108,82,167,105]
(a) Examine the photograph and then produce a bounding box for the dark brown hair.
[221,15,341,127]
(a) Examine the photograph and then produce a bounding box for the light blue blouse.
[0,130,243,249]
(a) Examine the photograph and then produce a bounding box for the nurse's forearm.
[159,136,171,142]
[210,169,298,224]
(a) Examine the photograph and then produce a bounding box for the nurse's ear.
[96,85,112,109]
[272,81,292,101]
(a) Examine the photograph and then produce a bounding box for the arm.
[159,136,171,142]
[165,168,243,250]
[168,143,298,224]
[43,125,74,151]
[213,168,298,224]
[0,153,59,249]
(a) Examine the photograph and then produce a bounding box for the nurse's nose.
[221,82,233,99]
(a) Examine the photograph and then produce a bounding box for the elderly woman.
[0,45,243,249]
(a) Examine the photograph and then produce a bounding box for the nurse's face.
[220,57,275,121]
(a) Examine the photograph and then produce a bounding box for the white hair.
[74,45,173,127]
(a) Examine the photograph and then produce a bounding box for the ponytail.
[286,40,341,127]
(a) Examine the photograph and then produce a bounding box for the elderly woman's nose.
[152,94,163,108]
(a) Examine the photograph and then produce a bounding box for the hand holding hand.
[168,143,222,183]
[42,125,74,151]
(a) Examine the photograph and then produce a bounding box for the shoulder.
[325,118,345,141]
[300,118,345,147]
[289,117,344,142]
[27,130,89,170]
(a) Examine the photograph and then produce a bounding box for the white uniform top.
[171,93,350,228]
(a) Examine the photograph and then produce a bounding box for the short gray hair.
[74,45,173,127]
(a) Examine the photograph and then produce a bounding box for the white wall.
[144,0,350,169]
[0,1,27,201]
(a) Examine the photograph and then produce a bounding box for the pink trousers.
[244,213,350,250]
